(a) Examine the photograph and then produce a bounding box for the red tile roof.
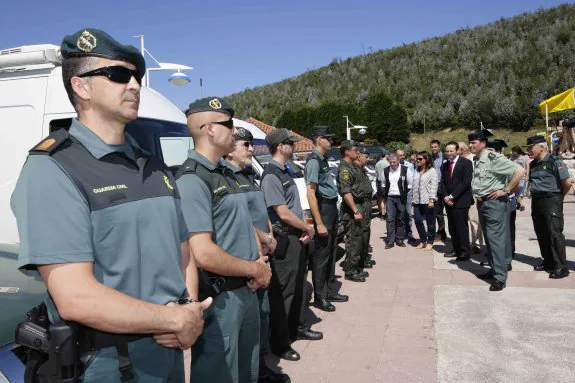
[246,117,315,153]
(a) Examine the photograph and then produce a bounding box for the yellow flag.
[539,88,575,115]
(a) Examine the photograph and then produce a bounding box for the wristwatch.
[503,187,511,194]
[177,298,198,305]
[353,210,360,215]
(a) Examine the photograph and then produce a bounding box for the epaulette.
[29,129,69,155]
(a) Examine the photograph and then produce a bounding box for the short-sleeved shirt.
[261,160,303,225]
[472,149,519,197]
[11,119,188,319]
[225,161,269,233]
[304,149,338,199]
[375,159,389,182]
[529,153,569,194]
[177,151,258,261]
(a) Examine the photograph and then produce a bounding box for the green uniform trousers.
[257,288,270,355]
[361,199,372,266]
[81,337,184,382]
[531,194,567,270]
[191,286,260,383]
[478,197,512,283]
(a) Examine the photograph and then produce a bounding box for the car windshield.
[125,118,192,168]
[252,138,304,178]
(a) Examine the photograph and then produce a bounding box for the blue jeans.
[413,204,436,244]
[404,191,413,238]
[386,196,405,244]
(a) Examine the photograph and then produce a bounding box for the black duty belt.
[531,192,562,199]
[475,195,508,202]
[320,197,338,204]
[206,274,249,292]
[77,328,150,354]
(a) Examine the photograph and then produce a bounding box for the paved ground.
[265,194,575,383]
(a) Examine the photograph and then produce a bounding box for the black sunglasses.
[237,141,252,148]
[281,139,295,146]
[199,119,234,130]
[78,66,142,85]
[416,157,424,161]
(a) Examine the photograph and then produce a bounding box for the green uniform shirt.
[529,153,569,194]
[11,119,188,319]
[177,151,259,261]
[336,160,372,200]
[472,149,518,197]
[305,149,338,199]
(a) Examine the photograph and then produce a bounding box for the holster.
[197,268,249,301]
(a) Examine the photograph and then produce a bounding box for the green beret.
[526,136,546,146]
[61,28,146,80]
[185,96,234,118]
[310,126,334,138]
[265,128,301,147]
[234,127,253,142]
[357,146,369,155]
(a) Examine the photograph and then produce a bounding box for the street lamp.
[343,115,368,140]
[134,35,193,88]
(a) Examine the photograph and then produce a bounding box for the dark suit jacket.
[441,156,474,208]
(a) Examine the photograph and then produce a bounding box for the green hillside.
[225,4,575,140]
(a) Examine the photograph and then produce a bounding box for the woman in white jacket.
[411,151,438,250]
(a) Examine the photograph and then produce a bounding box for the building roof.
[246,117,315,152]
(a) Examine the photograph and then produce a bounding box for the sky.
[0,0,568,110]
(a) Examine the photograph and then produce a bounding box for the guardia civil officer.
[469,131,524,291]
[177,97,272,383]
[261,129,323,364]
[355,146,375,269]
[11,28,208,382]
[336,141,370,282]
[224,128,290,383]
[527,136,572,278]
[305,126,346,312]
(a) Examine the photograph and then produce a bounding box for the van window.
[125,118,191,167]
[252,138,303,178]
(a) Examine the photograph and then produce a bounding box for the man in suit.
[441,141,474,261]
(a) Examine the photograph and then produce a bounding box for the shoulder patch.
[29,129,69,155]
[487,152,496,160]
[342,169,351,181]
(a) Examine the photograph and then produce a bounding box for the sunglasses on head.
[199,119,235,130]
[78,66,142,85]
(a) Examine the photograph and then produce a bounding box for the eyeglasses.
[416,157,424,161]
[199,119,234,130]
[237,141,252,148]
[281,140,295,146]
[78,66,141,85]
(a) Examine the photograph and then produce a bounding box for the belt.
[320,197,338,204]
[206,274,249,292]
[78,327,150,353]
[531,192,562,199]
[475,195,508,202]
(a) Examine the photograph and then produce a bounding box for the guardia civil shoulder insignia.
[163,175,174,190]
[77,30,97,53]
[209,98,222,110]
[342,170,350,181]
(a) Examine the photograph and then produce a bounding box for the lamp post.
[133,35,193,88]
[343,115,368,140]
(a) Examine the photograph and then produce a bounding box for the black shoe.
[507,264,512,271]
[313,299,336,312]
[295,328,323,341]
[407,236,417,243]
[477,271,495,280]
[326,292,349,302]
[489,280,506,291]
[360,271,369,278]
[272,347,300,361]
[259,365,292,383]
[444,252,457,258]
[363,262,373,269]
[385,243,394,249]
[368,245,373,253]
[396,240,406,247]
[439,230,447,241]
[368,259,376,266]
[549,268,570,279]
[471,245,481,254]
[534,262,552,272]
[455,255,470,262]
[344,273,366,282]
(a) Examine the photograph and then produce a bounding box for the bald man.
[176,97,272,383]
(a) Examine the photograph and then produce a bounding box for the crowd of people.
[9,27,574,383]
[373,132,573,292]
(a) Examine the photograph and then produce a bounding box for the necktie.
[449,161,454,178]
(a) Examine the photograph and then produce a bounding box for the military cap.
[526,136,546,146]
[185,96,234,117]
[339,139,357,155]
[310,126,334,138]
[265,128,301,147]
[357,145,369,155]
[487,141,503,151]
[493,139,508,148]
[468,131,488,142]
[234,127,253,142]
[61,28,146,80]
